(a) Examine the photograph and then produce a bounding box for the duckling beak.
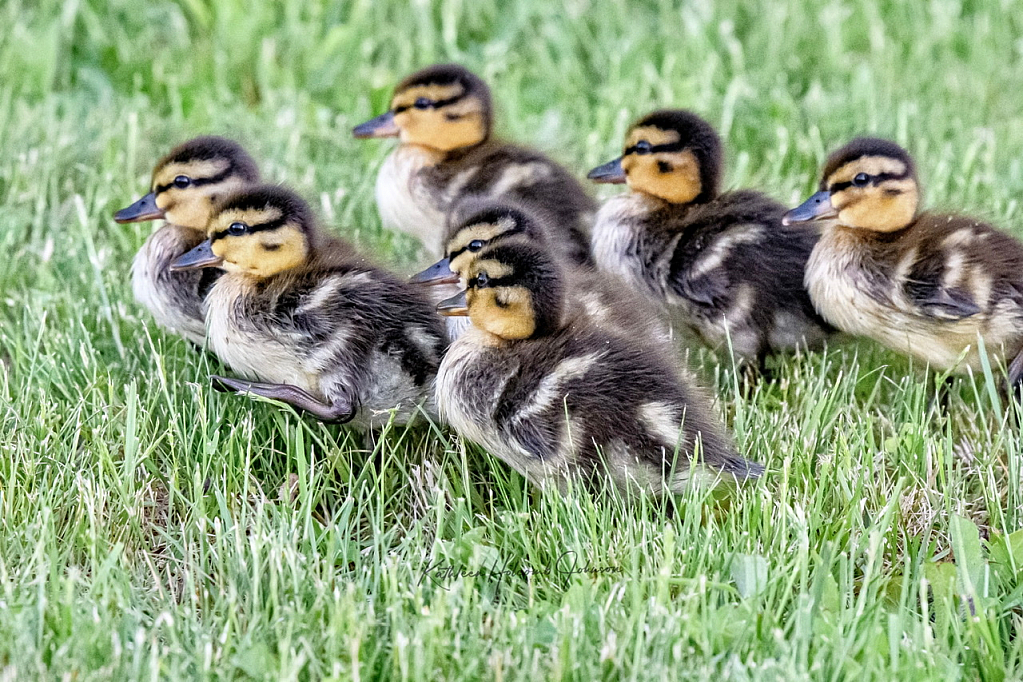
[782,191,837,225]
[352,111,400,138]
[410,258,460,285]
[586,157,627,184]
[113,192,164,223]
[436,290,469,316]
[169,239,223,271]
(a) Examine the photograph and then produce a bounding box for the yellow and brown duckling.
[170,185,448,428]
[412,200,670,343]
[589,110,832,368]
[784,137,1023,382]
[352,63,595,261]
[114,136,260,346]
[434,237,762,495]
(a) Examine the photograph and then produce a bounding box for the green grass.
[2,0,1023,678]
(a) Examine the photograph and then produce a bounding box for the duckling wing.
[666,191,835,354]
[899,223,990,321]
[270,267,446,397]
[671,266,730,308]
[489,354,565,463]
[909,287,982,320]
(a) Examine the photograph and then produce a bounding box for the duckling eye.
[227,222,247,236]
[174,175,191,189]
[468,239,485,252]
[634,140,652,155]
[414,97,432,110]
[475,272,490,288]
[853,173,870,187]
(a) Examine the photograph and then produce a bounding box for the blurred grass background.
[2,0,1023,679]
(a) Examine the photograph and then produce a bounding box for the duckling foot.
[211,375,356,423]
[1008,350,1023,397]
[738,357,774,395]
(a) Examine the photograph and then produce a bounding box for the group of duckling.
[115,63,1023,500]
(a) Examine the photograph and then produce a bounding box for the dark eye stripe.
[448,245,471,260]
[624,140,685,156]
[393,92,465,114]
[210,215,288,242]
[830,171,907,192]
[468,273,515,289]
[446,226,524,261]
[155,165,234,195]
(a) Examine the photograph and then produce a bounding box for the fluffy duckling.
[352,63,595,261]
[114,136,260,346]
[589,110,832,367]
[434,238,762,495]
[412,200,670,343]
[783,137,1023,382]
[170,185,448,428]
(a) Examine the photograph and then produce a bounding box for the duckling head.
[438,240,563,341]
[352,64,492,153]
[114,136,260,229]
[411,200,542,285]
[588,109,721,204]
[783,137,919,232]
[170,185,314,278]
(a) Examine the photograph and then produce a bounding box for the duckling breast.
[131,224,215,346]
[204,275,321,389]
[591,193,672,299]
[376,147,448,257]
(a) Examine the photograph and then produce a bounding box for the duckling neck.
[466,326,515,348]
[629,189,672,209]
[829,221,913,245]
[399,140,490,166]
[632,186,715,208]
[160,218,206,237]
[437,137,490,162]
[398,142,449,166]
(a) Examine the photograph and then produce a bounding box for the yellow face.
[825,155,919,232]
[150,157,252,229]
[621,125,703,204]
[390,82,488,152]
[206,206,309,277]
[461,257,537,340]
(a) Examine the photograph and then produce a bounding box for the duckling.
[412,199,670,343]
[352,63,595,261]
[433,238,762,496]
[783,137,1023,383]
[114,136,260,346]
[169,185,448,429]
[588,110,832,368]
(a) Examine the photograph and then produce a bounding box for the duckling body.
[172,186,448,429]
[805,218,1023,371]
[784,138,1023,377]
[115,136,260,347]
[437,325,754,492]
[204,257,446,428]
[589,110,831,364]
[435,240,762,495]
[355,64,595,261]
